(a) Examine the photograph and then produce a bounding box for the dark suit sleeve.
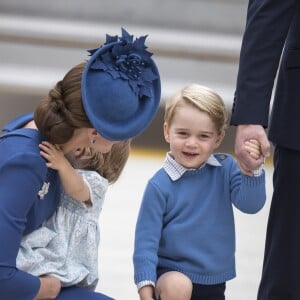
[231,0,298,126]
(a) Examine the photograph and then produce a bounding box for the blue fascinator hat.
[82,28,161,141]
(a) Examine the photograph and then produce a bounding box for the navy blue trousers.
[156,267,225,300]
[56,286,114,300]
[257,146,300,299]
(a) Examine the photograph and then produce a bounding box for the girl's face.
[60,128,116,154]
[164,103,224,169]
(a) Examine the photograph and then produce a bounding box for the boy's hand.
[234,125,269,175]
[244,139,262,160]
[243,139,264,176]
[139,285,155,300]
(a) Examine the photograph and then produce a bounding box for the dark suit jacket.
[231,0,300,151]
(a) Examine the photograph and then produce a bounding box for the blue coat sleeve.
[231,0,298,126]
[0,153,45,299]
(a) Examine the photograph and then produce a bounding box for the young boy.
[133,84,265,300]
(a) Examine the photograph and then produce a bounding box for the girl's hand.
[34,275,61,299]
[39,141,69,171]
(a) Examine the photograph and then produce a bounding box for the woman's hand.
[34,275,61,299]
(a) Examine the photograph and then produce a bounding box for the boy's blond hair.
[164,84,228,134]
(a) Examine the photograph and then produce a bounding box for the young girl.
[133,84,266,300]
[17,140,130,291]
[0,28,160,300]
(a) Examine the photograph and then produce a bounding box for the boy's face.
[164,104,224,169]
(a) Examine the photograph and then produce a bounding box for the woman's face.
[60,128,116,154]
[93,132,117,153]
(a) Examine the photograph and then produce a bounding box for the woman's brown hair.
[34,62,92,144]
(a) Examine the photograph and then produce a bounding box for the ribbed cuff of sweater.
[136,280,155,291]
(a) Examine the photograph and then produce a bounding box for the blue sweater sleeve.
[133,178,166,284]
[229,158,266,214]
[0,153,45,299]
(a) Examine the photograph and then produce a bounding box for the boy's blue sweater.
[133,153,266,285]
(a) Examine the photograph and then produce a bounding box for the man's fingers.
[260,141,271,157]
[256,130,271,157]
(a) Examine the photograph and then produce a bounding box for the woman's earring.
[90,137,96,144]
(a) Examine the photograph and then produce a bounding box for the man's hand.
[235,124,270,175]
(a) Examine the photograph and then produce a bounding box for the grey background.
[0,0,250,151]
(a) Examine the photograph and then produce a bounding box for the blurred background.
[0,0,250,152]
[0,1,274,299]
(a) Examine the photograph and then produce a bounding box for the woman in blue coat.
[0,28,161,300]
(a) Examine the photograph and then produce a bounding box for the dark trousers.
[156,267,225,300]
[190,282,225,300]
[155,282,225,300]
[257,146,300,299]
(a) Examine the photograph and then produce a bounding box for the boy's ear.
[163,122,170,143]
[215,131,225,149]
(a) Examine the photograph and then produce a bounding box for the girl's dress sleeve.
[79,170,108,212]
[0,152,45,299]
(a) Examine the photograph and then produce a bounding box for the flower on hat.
[88,28,158,99]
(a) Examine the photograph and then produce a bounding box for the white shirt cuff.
[137,280,155,291]
[253,164,264,177]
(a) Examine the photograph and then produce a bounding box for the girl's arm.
[39,141,90,203]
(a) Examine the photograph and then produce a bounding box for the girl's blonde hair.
[164,84,228,134]
[73,140,131,184]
